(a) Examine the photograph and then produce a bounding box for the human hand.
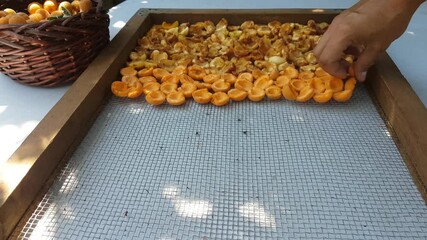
[314,0,424,81]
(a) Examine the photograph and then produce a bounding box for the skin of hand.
[313,0,425,82]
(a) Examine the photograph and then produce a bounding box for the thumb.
[354,45,381,82]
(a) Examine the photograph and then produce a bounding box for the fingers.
[354,45,382,82]
[314,35,350,79]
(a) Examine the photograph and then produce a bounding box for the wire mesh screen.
[16,86,427,239]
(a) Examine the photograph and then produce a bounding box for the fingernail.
[360,71,367,82]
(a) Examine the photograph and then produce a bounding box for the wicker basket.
[0,0,110,87]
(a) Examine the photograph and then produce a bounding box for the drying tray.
[1,9,426,240]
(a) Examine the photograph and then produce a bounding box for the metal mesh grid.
[17,86,427,239]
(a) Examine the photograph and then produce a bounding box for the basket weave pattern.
[0,0,110,87]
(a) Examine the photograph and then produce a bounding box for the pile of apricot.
[0,0,92,24]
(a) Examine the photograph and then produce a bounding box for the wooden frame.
[0,9,426,240]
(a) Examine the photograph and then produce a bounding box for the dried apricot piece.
[265,86,282,100]
[344,77,357,91]
[275,75,290,87]
[282,85,298,101]
[161,74,179,84]
[179,82,197,98]
[8,15,27,24]
[237,72,254,82]
[325,76,344,93]
[222,73,237,84]
[234,79,253,92]
[188,65,206,80]
[142,82,160,95]
[254,75,273,90]
[192,89,212,104]
[111,81,129,97]
[128,82,144,99]
[333,90,353,102]
[283,66,299,79]
[296,86,315,102]
[160,82,178,95]
[211,79,231,92]
[298,71,314,80]
[153,68,170,80]
[290,79,306,92]
[120,66,137,76]
[137,67,154,77]
[43,0,58,13]
[211,92,230,106]
[203,74,221,84]
[79,0,92,13]
[252,69,264,80]
[146,90,166,105]
[248,87,265,102]
[167,91,186,106]
[121,75,139,86]
[228,88,248,102]
[313,77,326,94]
[313,89,333,103]
[314,67,329,77]
[172,65,187,75]
[178,74,195,84]
[139,76,157,84]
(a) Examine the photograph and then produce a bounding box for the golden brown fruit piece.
[211,79,231,92]
[179,82,198,98]
[111,81,129,97]
[28,2,43,14]
[43,0,58,13]
[282,85,298,100]
[146,91,166,105]
[248,87,265,102]
[192,89,212,104]
[79,0,93,13]
[265,86,282,100]
[227,88,248,102]
[167,91,186,106]
[313,89,333,103]
[211,92,230,106]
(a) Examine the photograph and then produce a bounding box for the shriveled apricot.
[211,79,231,92]
[179,82,197,98]
[265,86,282,100]
[254,75,273,90]
[28,2,43,14]
[248,87,265,102]
[137,67,154,77]
[296,86,315,102]
[203,73,221,84]
[146,91,166,105]
[160,82,178,95]
[188,65,206,80]
[333,90,353,102]
[167,91,186,106]
[120,66,137,76]
[269,70,280,80]
[313,89,333,103]
[142,82,160,95]
[282,85,298,100]
[49,10,62,17]
[192,89,213,104]
[71,0,80,14]
[0,17,9,25]
[162,20,179,29]
[228,88,247,102]
[211,92,229,106]
[153,68,170,80]
[111,81,129,97]
[234,79,253,92]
